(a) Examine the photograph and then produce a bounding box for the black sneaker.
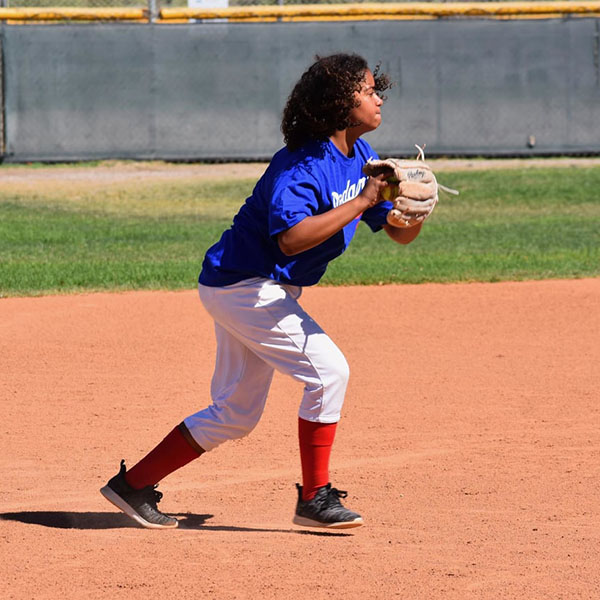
[293,483,363,529]
[100,460,178,529]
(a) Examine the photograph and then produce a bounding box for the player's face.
[349,70,383,134]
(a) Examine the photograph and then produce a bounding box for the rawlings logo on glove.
[363,145,458,229]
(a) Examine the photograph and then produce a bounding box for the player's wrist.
[354,191,379,210]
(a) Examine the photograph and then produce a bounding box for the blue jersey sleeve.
[268,169,321,238]
[361,200,393,232]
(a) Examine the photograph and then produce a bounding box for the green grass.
[324,168,600,284]
[1,166,598,297]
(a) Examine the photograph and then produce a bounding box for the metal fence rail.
[1,1,600,21]
[2,0,597,5]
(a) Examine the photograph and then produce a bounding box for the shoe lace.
[322,486,348,509]
[330,487,348,500]
[143,485,163,507]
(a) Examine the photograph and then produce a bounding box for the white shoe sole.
[293,514,364,529]
[100,485,178,529]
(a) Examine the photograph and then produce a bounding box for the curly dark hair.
[281,53,391,151]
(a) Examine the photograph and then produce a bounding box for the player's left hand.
[363,148,458,228]
[363,158,438,228]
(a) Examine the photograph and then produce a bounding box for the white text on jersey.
[331,177,367,208]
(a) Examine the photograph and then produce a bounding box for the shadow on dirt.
[0,511,176,529]
[0,511,352,536]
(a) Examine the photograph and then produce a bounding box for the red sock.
[298,417,338,501]
[125,423,204,490]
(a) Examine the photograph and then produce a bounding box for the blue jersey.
[199,138,392,287]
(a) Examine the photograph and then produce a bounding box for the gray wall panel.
[3,19,600,162]
[4,25,156,159]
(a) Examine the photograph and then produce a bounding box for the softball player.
[101,53,423,529]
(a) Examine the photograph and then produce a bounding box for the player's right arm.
[277,175,387,256]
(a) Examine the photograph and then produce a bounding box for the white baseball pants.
[183,278,349,452]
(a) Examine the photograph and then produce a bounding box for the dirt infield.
[2,156,600,186]
[1,279,599,599]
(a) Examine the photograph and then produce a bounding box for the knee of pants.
[323,354,350,393]
[183,401,265,451]
[300,354,350,423]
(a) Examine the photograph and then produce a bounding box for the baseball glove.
[363,145,458,229]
